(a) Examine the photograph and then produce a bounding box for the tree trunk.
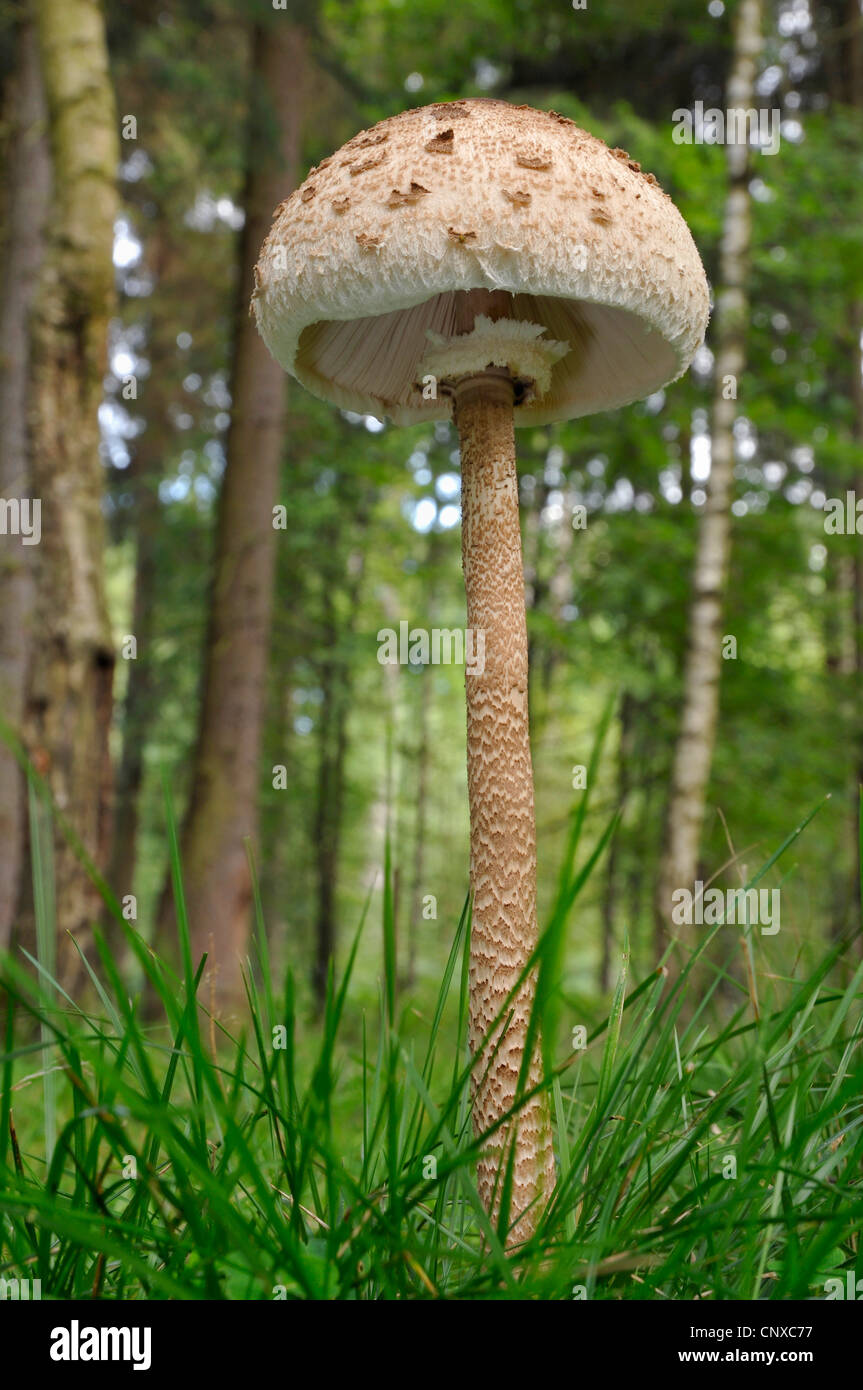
[158,21,307,1006]
[108,225,178,948]
[600,691,636,992]
[24,0,119,986]
[311,541,365,1010]
[0,18,51,949]
[406,661,432,991]
[405,531,442,990]
[655,0,761,944]
[311,591,343,1008]
[108,413,161,934]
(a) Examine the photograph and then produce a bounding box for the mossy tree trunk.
[23,0,119,985]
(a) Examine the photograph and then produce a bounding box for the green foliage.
[1,791,860,1299]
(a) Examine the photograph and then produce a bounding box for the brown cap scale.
[253,97,709,1243]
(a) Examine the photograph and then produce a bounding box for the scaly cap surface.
[253,98,710,426]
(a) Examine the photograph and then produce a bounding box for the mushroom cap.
[253,98,710,427]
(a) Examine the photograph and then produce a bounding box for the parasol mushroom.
[252,97,709,1241]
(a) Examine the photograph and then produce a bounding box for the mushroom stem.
[454,368,555,1241]
[452,287,512,334]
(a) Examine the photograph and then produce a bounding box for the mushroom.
[253,98,709,1241]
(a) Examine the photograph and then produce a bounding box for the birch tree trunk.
[24,0,118,985]
[157,19,307,1005]
[656,0,762,942]
[0,19,51,949]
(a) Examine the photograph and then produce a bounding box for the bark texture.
[656,0,761,940]
[108,356,164,939]
[406,660,432,990]
[0,19,51,948]
[24,0,119,984]
[455,371,555,1241]
[311,567,356,1007]
[158,22,306,1005]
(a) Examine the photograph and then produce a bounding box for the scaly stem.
[454,369,555,1242]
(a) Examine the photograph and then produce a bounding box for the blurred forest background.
[1,0,861,1025]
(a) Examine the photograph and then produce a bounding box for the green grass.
[1,780,862,1300]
